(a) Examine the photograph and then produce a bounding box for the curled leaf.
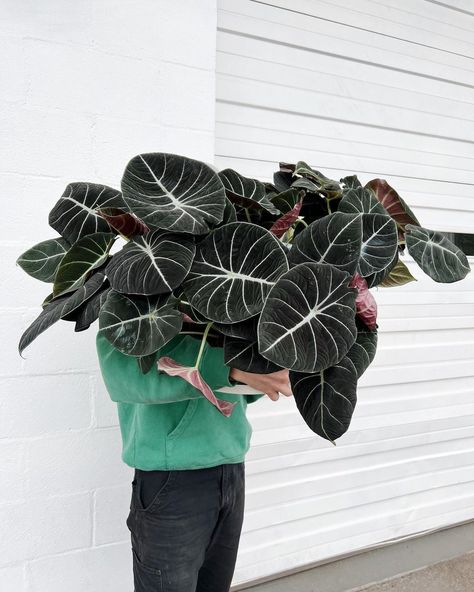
[157,357,237,417]
[349,273,377,330]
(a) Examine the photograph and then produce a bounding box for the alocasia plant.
[16,152,473,444]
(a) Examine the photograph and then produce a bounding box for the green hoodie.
[95,331,264,470]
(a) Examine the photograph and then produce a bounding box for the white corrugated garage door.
[215,0,474,586]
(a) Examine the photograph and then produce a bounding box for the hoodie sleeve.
[96,331,233,405]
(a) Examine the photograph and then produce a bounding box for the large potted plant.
[17,153,472,444]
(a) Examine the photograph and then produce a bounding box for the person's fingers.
[265,391,280,401]
[279,384,293,396]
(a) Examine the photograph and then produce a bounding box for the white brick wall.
[2,2,218,589]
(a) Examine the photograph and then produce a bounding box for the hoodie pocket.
[166,398,199,441]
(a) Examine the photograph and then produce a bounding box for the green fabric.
[95,331,264,470]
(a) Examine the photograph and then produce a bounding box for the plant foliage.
[17,153,472,442]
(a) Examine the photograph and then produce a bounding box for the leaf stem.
[294,217,308,230]
[245,208,252,223]
[194,322,213,370]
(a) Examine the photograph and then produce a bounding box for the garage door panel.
[217,2,474,584]
[219,3,474,84]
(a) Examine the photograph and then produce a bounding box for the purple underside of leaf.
[349,273,377,330]
[181,312,196,323]
[157,356,237,417]
[96,208,150,236]
[270,199,303,238]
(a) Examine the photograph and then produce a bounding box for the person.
[95,326,293,592]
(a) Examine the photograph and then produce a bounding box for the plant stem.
[245,208,252,223]
[294,217,308,230]
[194,322,213,370]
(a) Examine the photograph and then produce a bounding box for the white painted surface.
[2,1,218,590]
[216,0,474,586]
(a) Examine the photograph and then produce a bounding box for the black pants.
[126,462,246,591]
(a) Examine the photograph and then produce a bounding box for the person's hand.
[229,368,293,401]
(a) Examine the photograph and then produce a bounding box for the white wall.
[216,0,474,586]
[1,2,217,590]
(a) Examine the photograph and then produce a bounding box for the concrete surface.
[234,521,474,592]
[351,551,474,592]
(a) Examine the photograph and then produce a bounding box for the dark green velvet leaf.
[121,153,226,235]
[258,262,358,373]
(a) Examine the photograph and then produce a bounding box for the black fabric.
[127,462,245,592]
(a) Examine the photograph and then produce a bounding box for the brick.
[90,0,216,70]
[0,564,25,591]
[93,484,130,545]
[27,429,131,497]
[0,103,94,179]
[1,1,93,45]
[0,493,91,566]
[91,116,164,185]
[0,441,26,504]
[160,126,215,163]
[27,542,132,592]
[161,63,215,131]
[0,311,26,376]
[3,174,67,244]
[0,374,91,438]
[3,244,47,309]
[20,311,100,375]
[26,39,162,124]
[92,375,119,429]
[0,36,27,104]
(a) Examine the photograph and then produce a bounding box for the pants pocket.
[133,469,177,513]
[132,547,163,592]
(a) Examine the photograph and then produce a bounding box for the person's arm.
[96,331,234,405]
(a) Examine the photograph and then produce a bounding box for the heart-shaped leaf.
[258,262,358,373]
[121,153,226,235]
[348,273,377,330]
[223,335,282,374]
[105,229,195,295]
[98,290,182,356]
[364,251,399,288]
[345,318,378,379]
[293,162,341,197]
[405,224,471,283]
[358,214,398,277]
[290,356,358,444]
[96,207,150,238]
[269,188,302,214]
[157,356,236,416]
[365,179,421,241]
[75,283,111,332]
[53,232,116,297]
[183,222,289,323]
[340,175,362,189]
[49,183,125,244]
[378,258,417,288]
[435,231,474,257]
[288,212,363,275]
[219,198,237,226]
[19,271,108,355]
[16,237,70,282]
[273,169,294,193]
[219,169,280,215]
[338,187,388,215]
